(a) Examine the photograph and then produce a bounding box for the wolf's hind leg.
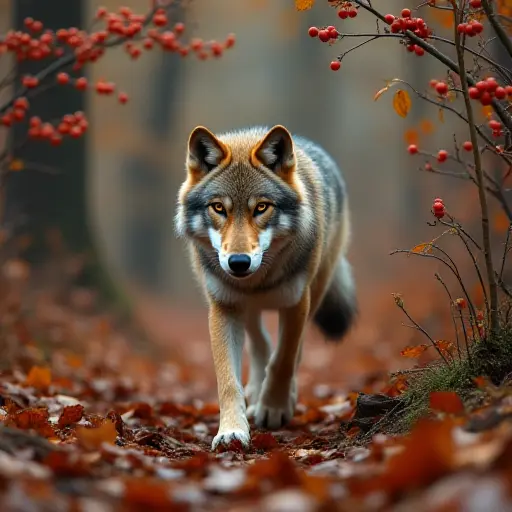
[244,311,273,418]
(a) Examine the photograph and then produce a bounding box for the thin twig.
[453,0,499,335]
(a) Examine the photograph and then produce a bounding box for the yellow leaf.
[438,108,445,123]
[9,159,24,171]
[295,0,315,10]
[392,89,411,118]
[410,243,433,255]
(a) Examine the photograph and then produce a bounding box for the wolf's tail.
[313,256,357,342]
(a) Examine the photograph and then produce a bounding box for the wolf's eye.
[211,202,226,214]
[255,203,269,215]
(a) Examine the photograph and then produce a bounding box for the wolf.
[175,125,357,450]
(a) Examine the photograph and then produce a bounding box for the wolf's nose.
[228,254,251,274]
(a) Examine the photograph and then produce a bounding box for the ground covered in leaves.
[1,273,512,511]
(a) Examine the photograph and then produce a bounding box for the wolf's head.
[175,125,306,280]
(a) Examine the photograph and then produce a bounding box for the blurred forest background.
[0,0,509,391]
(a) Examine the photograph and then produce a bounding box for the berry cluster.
[308,25,338,43]
[432,197,445,219]
[488,119,503,138]
[337,2,358,19]
[0,7,236,137]
[456,19,484,37]
[468,77,512,106]
[2,97,89,145]
[384,9,433,50]
[0,7,235,71]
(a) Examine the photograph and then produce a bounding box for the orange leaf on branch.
[400,344,429,358]
[429,391,465,415]
[295,0,315,10]
[410,242,433,255]
[393,89,411,118]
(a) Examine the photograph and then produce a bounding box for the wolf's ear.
[251,125,296,181]
[187,126,231,183]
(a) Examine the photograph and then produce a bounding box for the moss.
[388,322,512,434]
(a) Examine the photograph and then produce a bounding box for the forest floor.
[0,264,512,512]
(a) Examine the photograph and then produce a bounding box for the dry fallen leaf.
[24,366,52,391]
[430,391,465,415]
[76,419,117,450]
[400,344,429,358]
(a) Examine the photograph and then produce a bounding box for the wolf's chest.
[205,273,307,310]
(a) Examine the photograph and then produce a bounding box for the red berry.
[50,133,62,146]
[318,30,330,42]
[434,209,445,219]
[96,7,107,18]
[75,77,88,90]
[69,125,82,138]
[489,119,502,130]
[1,114,12,127]
[437,150,448,162]
[22,75,39,88]
[330,61,341,71]
[472,21,483,34]
[40,122,54,138]
[433,201,444,211]
[457,23,466,33]
[470,0,482,7]
[225,34,236,48]
[152,13,167,27]
[401,8,411,18]
[338,10,349,19]
[12,109,25,121]
[174,22,185,34]
[434,197,444,204]
[57,122,70,134]
[486,77,498,90]
[407,144,418,154]
[464,24,475,36]
[13,97,29,110]
[308,26,318,39]
[429,79,438,88]
[506,85,512,96]
[495,86,507,99]
[118,92,129,104]
[29,116,41,127]
[462,141,473,151]
[476,80,488,92]
[57,72,70,85]
[480,91,492,105]
[384,14,395,25]
[348,8,358,18]
[391,21,401,33]
[414,45,424,56]
[435,82,448,95]
[469,87,480,99]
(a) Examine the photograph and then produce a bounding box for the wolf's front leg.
[208,301,250,451]
[254,290,310,429]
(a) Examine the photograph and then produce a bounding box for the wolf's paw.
[254,378,297,429]
[211,428,251,451]
[254,400,295,429]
